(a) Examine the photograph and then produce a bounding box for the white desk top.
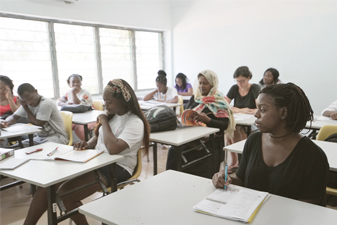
[150,126,219,146]
[306,115,337,130]
[138,100,182,110]
[79,170,337,225]
[71,110,104,125]
[224,139,337,172]
[181,95,192,101]
[0,123,42,139]
[0,142,123,188]
[233,113,256,126]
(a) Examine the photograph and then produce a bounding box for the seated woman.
[213,83,329,206]
[226,66,261,173]
[0,75,20,118]
[58,74,94,141]
[174,72,193,96]
[259,68,281,89]
[23,79,150,225]
[143,70,178,103]
[166,70,235,178]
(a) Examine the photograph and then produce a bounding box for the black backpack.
[145,105,177,132]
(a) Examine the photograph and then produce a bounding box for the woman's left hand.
[97,114,108,124]
[195,112,211,124]
[4,85,12,99]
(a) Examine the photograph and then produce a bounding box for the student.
[226,66,261,173]
[259,68,281,89]
[23,79,150,225]
[166,70,235,178]
[58,74,94,141]
[0,83,69,147]
[143,70,178,103]
[174,72,193,96]
[57,74,93,106]
[321,99,337,120]
[213,83,329,206]
[0,75,20,117]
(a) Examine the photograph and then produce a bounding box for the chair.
[60,111,73,146]
[93,100,104,111]
[178,96,184,115]
[316,125,337,197]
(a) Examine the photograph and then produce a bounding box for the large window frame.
[0,12,165,98]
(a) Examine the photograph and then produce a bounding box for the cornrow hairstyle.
[0,75,14,95]
[259,68,280,85]
[260,83,314,133]
[156,70,167,85]
[233,66,252,79]
[67,74,83,85]
[175,73,188,90]
[17,83,35,96]
[94,79,150,154]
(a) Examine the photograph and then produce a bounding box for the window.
[0,13,164,98]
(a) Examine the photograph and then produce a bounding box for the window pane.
[99,28,134,88]
[0,17,53,97]
[54,23,99,96]
[135,31,163,90]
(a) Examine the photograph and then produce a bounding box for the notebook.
[0,158,30,170]
[193,185,269,223]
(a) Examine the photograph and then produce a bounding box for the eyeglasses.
[235,78,247,83]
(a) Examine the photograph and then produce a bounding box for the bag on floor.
[145,105,177,132]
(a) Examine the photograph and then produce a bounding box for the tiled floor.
[1,144,337,224]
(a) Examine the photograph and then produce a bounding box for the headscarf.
[106,79,131,102]
[193,70,236,139]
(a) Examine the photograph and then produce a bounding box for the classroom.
[1,0,337,224]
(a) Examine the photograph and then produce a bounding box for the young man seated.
[0,83,69,147]
[322,99,337,120]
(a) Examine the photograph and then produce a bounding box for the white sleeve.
[118,117,144,149]
[79,89,93,106]
[321,100,337,115]
[13,106,26,118]
[36,100,53,122]
[167,87,178,100]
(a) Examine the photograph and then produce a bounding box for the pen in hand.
[47,147,58,157]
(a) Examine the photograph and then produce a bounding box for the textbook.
[27,143,105,163]
[181,109,206,127]
[0,148,14,161]
[193,185,269,223]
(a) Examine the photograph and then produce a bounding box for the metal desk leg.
[176,146,182,171]
[109,163,117,193]
[153,143,158,175]
[246,126,251,136]
[84,125,90,142]
[47,185,57,225]
[29,134,34,146]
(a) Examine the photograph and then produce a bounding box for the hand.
[212,170,232,189]
[97,114,108,124]
[246,108,256,114]
[4,85,12,100]
[67,102,74,105]
[194,112,210,123]
[331,112,337,120]
[0,121,9,128]
[17,97,28,108]
[73,141,89,150]
[71,86,81,94]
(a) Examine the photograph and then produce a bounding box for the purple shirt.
[175,82,192,93]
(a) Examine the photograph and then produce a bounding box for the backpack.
[145,105,177,132]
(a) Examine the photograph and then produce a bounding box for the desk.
[138,100,182,110]
[0,142,123,225]
[224,139,337,172]
[0,123,42,147]
[79,170,337,225]
[149,126,219,175]
[233,113,256,136]
[72,110,104,141]
[305,116,337,138]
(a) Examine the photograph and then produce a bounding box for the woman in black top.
[213,83,329,206]
[166,70,235,178]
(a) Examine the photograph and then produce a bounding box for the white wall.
[171,0,337,113]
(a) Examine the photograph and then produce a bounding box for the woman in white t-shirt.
[143,70,178,103]
[24,79,150,225]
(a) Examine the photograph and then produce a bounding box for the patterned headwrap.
[193,70,236,139]
[106,79,131,102]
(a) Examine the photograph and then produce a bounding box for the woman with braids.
[23,79,150,225]
[174,72,193,96]
[143,70,178,103]
[212,83,329,206]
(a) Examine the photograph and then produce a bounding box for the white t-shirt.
[322,100,337,115]
[14,96,69,144]
[153,86,178,101]
[95,112,144,175]
[60,88,93,106]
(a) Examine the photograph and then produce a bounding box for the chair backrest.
[316,125,337,141]
[93,100,104,111]
[60,111,73,146]
[178,96,184,115]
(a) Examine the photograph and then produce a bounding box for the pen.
[26,148,43,155]
[47,147,58,157]
[224,149,228,190]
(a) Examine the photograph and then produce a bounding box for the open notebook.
[26,143,105,163]
[193,185,269,223]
